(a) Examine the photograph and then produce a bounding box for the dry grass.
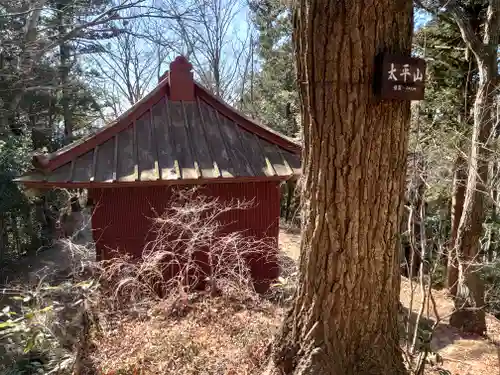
[88,228,500,375]
[1,192,283,375]
[86,191,286,375]
[91,296,283,375]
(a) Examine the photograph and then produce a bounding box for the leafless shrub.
[400,152,447,374]
[2,188,285,374]
[97,188,278,310]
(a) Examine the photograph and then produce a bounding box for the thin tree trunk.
[449,61,496,336]
[285,181,294,223]
[0,214,5,265]
[58,1,73,142]
[409,155,426,278]
[447,0,500,337]
[487,160,499,263]
[447,155,466,296]
[265,1,412,374]
[487,229,494,262]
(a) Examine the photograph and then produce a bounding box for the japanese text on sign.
[375,53,426,101]
[387,63,424,83]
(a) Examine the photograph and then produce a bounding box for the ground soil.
[280,229,500,375]
[2,225,499,374]
[0,210,94,286]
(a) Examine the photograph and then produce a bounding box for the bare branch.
[446,1,486,60]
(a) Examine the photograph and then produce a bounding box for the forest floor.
[281,229,500,375]
[1,226,499,374]
[0,210,94,286]
[89,228,500,375]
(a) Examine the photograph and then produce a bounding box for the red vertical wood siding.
[89,182,280,291]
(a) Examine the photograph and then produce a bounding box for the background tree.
[243,0,299,138]
[265,0,413,374]
[416,0,500,335]
[0,0,185,267]
[167,0,249,102]
[412,14,478,294]
[90,15,172,116]
[450,0,499,335]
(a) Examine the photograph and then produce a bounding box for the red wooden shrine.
[17,56,301,292]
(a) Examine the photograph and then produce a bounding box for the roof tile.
[17,63,301,187]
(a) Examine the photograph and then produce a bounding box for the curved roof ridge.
[34,78,300,173]
[194,84,301,153]
[34,76,171,170]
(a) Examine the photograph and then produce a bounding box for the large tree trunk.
[447,155,467,296]
[265,1,412,374]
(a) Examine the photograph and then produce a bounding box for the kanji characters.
[387,63,425,88]
[413,68,424,82]
[388,63,398,81]
[400,64,412,82]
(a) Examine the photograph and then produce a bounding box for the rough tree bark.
[265,1,413,374]
[448,0,499,335]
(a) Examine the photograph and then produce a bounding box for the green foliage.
[479,260,500,317]
[0,303,55,355]
[411,18,474,201]
[242,0,299,138]
[414,19,473,131]
[0,280,99,374]
[0,132,40,259]
[0,0,114,262]
[0,134,32,213]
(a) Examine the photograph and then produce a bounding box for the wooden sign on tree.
[374,53,426,101]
